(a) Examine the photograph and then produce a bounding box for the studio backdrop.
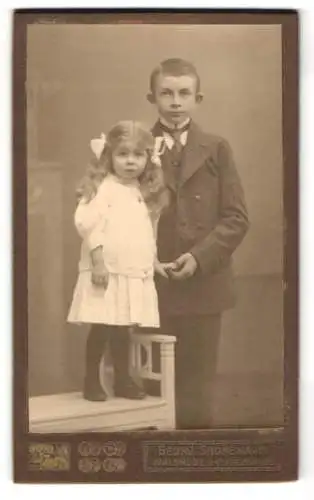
[27,24,283,426]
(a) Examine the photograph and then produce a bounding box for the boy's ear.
[196,92,204,104]
[147,92,156,104]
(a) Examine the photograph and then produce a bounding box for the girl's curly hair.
[76,120,169,217]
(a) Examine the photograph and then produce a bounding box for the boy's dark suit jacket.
[152,120,250,317]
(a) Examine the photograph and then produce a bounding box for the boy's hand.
[168,253,198,280]
[154,259,177,279]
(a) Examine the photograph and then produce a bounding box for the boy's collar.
[159,116,191,131]
[152,120,209,148]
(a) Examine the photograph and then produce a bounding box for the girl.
[67,121,169,402]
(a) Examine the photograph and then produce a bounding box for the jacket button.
[195,194,201,200]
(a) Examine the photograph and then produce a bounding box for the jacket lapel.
[179,122,209,187]
[151,121,209,190]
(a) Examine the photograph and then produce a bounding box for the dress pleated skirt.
[67,270,160,328]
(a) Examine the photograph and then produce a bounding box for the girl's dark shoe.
[114,377,146,400]
[83,383,108,402]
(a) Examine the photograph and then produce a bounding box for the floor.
[211,371,283,427]
[212,274,284,427]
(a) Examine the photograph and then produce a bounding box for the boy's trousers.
[147,313,221,430]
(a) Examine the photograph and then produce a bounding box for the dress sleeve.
[74,186,109,250]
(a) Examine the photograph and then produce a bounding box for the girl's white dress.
[67,174,159,328]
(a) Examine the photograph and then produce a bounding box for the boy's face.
[149,73,202,126]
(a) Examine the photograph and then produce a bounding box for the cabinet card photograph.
[13,10,298,483]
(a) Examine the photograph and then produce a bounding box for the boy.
[148,58,249,429]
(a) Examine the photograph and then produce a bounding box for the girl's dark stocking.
[83,324,109,401]
[109,327,146,400]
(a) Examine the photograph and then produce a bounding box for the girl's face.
[111,140,148,182]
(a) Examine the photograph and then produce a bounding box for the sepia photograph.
[13,10,298,483]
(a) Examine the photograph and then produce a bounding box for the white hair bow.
[151,136,166,167]
[90,133,106,159]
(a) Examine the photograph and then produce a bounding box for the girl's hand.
[90,246,108,288]
[154,259,177,279]
[168,253,198,280]
[91,261,109,288]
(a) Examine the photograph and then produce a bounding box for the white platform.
[29,392,170,432]
[29,333,177,433]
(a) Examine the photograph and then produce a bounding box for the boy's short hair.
[150,58,201,93]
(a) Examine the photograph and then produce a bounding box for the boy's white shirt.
[159,116,190,149]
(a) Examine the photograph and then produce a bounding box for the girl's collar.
[108,173,140,188]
